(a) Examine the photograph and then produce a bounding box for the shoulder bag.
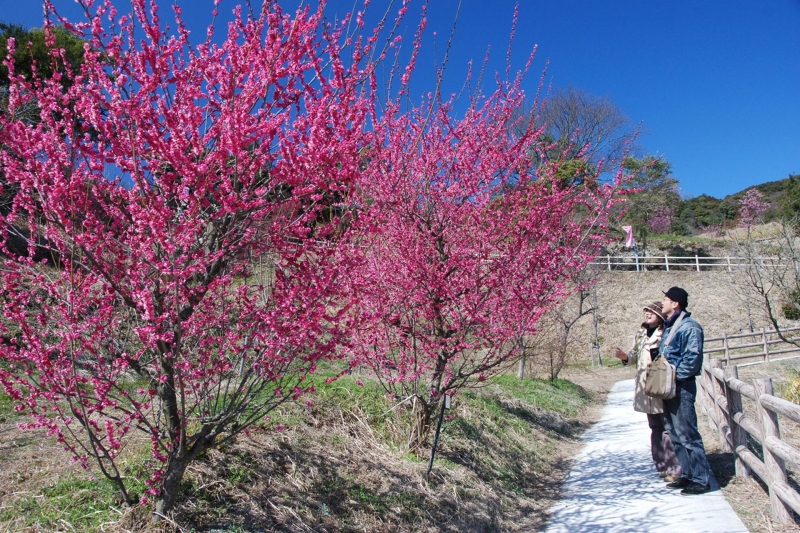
[643,311,684,400]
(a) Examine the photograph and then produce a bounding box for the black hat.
[663,286,689,308]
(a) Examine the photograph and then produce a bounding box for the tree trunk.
[152,435,214,521]
[408,396,434,453]
[152,454,192,521]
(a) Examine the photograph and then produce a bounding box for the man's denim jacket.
[659,311,704,381]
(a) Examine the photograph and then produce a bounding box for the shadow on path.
[543,379,749,533]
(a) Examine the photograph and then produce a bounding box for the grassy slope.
[0,371,597,532]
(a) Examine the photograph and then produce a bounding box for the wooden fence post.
[607,254,611,271]
[754,378,792,524]
[724,365,750,477]
[702,364,717,431]
[711,359,730,451]
[696,255,700,272]
[727,256,731,272]
[762,328,770,363]
[665,254,669,271]
[723,332,730,365]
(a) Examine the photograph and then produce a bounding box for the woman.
[614,301,682,481]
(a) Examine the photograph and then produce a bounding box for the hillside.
[672,173,800,234]
[724,174,800,219]
[0,369,607,532]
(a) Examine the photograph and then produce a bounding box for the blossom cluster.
[0,0,620,511]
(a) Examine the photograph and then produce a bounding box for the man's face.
[662,295,678,317]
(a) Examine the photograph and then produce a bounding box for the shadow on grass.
[169,393,584,533]
[707,449,800,527]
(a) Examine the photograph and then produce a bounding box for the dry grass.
[0,373,600,532]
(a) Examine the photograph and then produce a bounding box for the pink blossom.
[0,0,388,513]
[648,206,673,234]
[341,72,621,449]
[738,188,770,228]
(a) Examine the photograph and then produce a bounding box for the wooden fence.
[700,359,800,523]
[590,255,789,272]
[705,327,800,366]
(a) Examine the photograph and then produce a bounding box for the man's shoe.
[666,477,691,489]
[681,482,711,495]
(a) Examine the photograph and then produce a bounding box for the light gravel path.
[544,379,750,533]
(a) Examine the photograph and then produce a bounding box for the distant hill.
[672,173,800,234]
[723,175,800,218]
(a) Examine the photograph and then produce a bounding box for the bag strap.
[661,310,685,352]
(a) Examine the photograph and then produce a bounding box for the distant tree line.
[669,175,800,235]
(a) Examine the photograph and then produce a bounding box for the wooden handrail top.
[709,340,780,351]
[726,377,756,399]
[591,255,789,263]
[734,412,763,443]
[772,480,800,517]
[738,445,768,478]
[757,347,800,357]
[593,255,786,261]
[706,346,800,358]
[705,339,800,353]
[760,394,800,424]
[766,436,800,469]
[714,394,730,416]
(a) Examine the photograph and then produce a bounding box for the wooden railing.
[590,255,789,272]
[705,327,800,366]
[700,359,800,524]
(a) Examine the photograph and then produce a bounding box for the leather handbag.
[643,311,684,400]
[644,355,676,399]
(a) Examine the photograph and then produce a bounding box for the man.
[660,286,714,495]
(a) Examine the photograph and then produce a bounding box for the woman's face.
[643,310,662,327]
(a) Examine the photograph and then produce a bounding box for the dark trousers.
[647,413,682,476]
[663,377,713,486]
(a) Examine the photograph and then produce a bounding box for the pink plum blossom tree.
[344,75,621,451]
[647,205,674,234]
[0,0,390,516]
[738,188,770,229]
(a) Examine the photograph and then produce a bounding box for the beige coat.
[623,326,664,414]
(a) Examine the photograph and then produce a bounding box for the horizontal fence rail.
[700,360,800,524]
[589,255,791,272]
[705,327,800,366]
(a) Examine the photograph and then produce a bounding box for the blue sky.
[2,0,798,199]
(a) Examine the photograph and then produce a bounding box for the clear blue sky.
[2,0,798,199]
